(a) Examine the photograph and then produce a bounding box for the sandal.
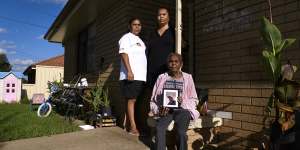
[128,130,140,136]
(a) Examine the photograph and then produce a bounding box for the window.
[77,23,96,74]
[6,89,9,93]
[86,23,96,73]
[6,84,9,87]
[12,84,15,87]
[27,69,36,84]
[12,89,15,93]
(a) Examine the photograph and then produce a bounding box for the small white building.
[0,72,22,103]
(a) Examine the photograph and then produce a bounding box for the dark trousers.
[155,109,191,150]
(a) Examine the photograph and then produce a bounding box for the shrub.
[20,95,30,104]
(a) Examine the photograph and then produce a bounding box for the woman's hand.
[159,106,169,117]
[282,121,290,131]
[177,96,183,104]
[148,111,154,117]
[127,71,134,80]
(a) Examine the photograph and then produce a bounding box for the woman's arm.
[182,75,198,108]
[120,53,134,80]
[149,74,165,116]
[181,74,200,119]
[188,74,198,103]
[119,34,134,81]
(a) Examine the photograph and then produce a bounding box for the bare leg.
[127,99,139,135]
[123,112,127,130]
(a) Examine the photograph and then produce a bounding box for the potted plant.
[260,16,300,149]
[81,79,112,126]
[81,81,103,126]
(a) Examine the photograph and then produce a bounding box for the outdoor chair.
[30,93,45,111]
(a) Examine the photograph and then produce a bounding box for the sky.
[0,0,67,73]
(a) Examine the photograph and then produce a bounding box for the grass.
[0,104,80,142]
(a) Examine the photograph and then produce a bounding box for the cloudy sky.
[0,0,67,72]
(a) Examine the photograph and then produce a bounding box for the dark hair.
[127,18,141,32]
[167,52,183,64]
[128,18,140,25]
[158,6,170,14]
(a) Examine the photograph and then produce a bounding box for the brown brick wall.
[195,0,300,149]
[93,0,128,124]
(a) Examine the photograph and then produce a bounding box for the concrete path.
[0,127,150,150]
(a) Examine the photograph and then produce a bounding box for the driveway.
[0,127,150,150]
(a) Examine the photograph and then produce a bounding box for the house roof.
[23,55,64,75]
[35,55,64,67]
[44,0,80,43]
[44,0,118,43]
[0,72,23,79]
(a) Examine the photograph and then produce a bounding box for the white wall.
[22,65,64,99]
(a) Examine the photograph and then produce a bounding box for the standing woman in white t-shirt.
[119,18,147,136]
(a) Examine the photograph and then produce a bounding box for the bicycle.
[60,87,85,121]
[55,75,88,121]
[37,81,61,117]
[37,75,87,118]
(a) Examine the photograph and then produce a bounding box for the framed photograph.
[163,89,179,108]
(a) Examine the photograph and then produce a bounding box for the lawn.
[0,104,80,142]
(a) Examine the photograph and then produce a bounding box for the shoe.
[128,130,140,136]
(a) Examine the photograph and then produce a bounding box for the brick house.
[44,0,300,149]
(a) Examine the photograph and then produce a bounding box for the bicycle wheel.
[37,102,52,117]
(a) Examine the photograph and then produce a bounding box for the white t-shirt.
[119,32,147,81]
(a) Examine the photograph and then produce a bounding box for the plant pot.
[270,121,296,149]
[101,106,111,116]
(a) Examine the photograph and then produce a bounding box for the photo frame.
[163,89,179,108]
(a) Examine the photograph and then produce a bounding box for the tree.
[0,53,12,72]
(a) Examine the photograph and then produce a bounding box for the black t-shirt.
[146,28,175,87]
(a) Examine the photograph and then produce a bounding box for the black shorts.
[120,80,145,99]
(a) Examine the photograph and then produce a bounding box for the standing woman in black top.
[147,7,175,88]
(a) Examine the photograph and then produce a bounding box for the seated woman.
[148,53,199,150]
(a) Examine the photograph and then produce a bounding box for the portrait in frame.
[163,89,179,108]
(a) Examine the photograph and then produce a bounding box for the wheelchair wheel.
[37,102,52,117]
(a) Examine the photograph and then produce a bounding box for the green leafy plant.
[100,89,110,108]
[261,16,299,129]
[20,95,30,104]
[82,83,103,113]
[81,80,112,125]
[261,17,295,86]
[82,80,110,113]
